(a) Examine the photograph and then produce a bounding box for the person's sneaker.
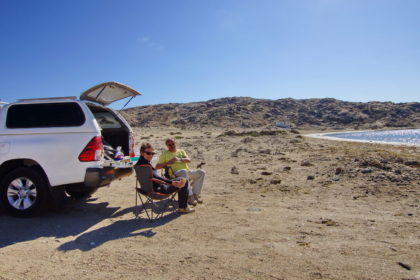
[194,194,203,204]
[178,207,195,214]
[188,195,197,206]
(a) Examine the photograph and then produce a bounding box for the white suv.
[0,82,140,216]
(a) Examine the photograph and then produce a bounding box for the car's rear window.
[93,112,122,129]
[6,102,85,128]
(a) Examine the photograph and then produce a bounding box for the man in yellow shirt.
[156,138,206,206]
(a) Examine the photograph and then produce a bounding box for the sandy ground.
[0,127,419,280]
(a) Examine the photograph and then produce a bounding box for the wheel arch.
[0,159,51,187]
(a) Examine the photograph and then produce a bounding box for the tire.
[65,187,98,199]
[0,167,49,217]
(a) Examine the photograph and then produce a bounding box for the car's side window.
[6,102,86,128]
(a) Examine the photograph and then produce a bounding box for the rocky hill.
[120,97,420,129]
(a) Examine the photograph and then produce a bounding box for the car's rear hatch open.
[80,81,141,106]
[80,82,141,168]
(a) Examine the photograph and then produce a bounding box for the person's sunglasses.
[144,151,156,156]
[167,142,175,147]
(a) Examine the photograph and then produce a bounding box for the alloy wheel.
[7,177,37,210]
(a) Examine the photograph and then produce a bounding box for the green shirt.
[158,149,190,172]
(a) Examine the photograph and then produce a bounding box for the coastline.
[305,128,420,147]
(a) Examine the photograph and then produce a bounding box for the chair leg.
[142,196,153,222]
[164,192,177,214]
[155,201,166,220]
[151,200,154,221]
[158,193,178,218]
[135,191,139,217]
[135,192,154,222]
[135,191,179,222]
[152,200,166,220]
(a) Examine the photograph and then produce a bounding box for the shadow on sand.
[0,198,179,252]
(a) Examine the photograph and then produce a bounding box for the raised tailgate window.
[6,103,85,128]
[93,112,122,129]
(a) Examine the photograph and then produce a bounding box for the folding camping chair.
[134,165,178,222]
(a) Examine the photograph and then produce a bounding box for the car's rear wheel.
[0,167,48,217]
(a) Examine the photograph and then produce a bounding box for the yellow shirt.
[158,149,190,172]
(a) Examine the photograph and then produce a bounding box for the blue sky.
[0,0,419,108]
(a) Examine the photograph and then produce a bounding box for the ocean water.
[323,129,420,146]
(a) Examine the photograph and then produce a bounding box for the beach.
[307,129,420,147]
[0,127,419,280]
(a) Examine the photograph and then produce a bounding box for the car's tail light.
[129,133,136,158]
[79,136,104,162]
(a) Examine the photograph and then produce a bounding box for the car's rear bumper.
[84,166,133,187]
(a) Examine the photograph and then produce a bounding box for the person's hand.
[172,180,184,188]
[168,157,183,164]
[167,157,177,165]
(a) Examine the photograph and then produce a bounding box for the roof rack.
[17,96,77,102]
